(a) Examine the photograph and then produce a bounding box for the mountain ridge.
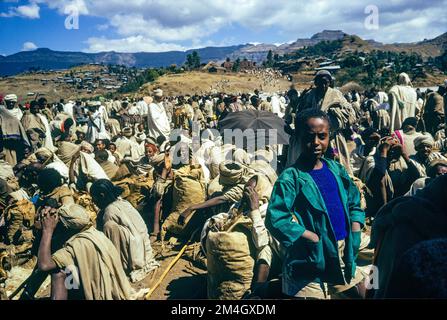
[1,30,445,76]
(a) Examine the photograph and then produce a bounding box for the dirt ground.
[3,240,207,300]
[140,71,292,97]
[133,241,208,300]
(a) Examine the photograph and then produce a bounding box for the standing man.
[86,102,109,144]
[388,73,418,133]
[0,101,30,166]
[287,70,356,173]
[3,94,23,121]
[21,101,47,151]
[147,89,170,140]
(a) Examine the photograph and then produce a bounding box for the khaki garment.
[283,240,365,299]
[52,226,133,300]
[21,112,46,149]
[56,141,80,167]
[4,199,35,244]
[101,199,158,282]
[100,161,119,180]
[46,185,75,206]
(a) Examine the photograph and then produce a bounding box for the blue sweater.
[309,162,348,241]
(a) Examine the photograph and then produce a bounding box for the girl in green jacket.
[266,109,365,299]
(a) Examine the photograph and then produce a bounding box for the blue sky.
[1,0,446,56]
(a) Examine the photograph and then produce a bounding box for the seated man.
[36,168,75,208]
[90,180,159,283]
[37,203,133,300]
[179,160,252,226]
[410,134,447,176]
[94,150,130,181]
[201,174,284,298]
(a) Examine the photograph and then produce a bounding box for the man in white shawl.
[0,101,30,166]
[115,127,143,162]
[3,94,23,121]
[86,102,110,144]
[147,89,170,140]
[388,73,418,132]
[270,94,284,118]
[287,70,357,174]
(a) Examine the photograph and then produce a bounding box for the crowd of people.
[1,69,447,300]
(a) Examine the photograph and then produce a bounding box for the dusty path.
[132,242,208,300]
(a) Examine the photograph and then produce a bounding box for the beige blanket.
[52,226,133,300]
[101,199,158,282]
[389,85,417,132]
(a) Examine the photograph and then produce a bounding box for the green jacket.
[266,158,365,285]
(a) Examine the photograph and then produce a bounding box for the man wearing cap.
[3,94,23,121]
[21,100,48,151]
[147,89,170,140]
[287,70,357,173]
[0,96,30,165]
[410,134,447,176]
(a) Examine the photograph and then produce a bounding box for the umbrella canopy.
[218,110,290,145]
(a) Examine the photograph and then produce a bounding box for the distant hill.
[1,30,446,76]
[0,45,245,76]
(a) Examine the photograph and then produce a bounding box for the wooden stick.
[144,229,198,300]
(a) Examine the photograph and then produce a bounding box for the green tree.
[232,58,241,72]
[192,51,201,69]
[266,50,274,67]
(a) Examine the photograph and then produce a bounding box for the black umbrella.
[218,110,290,145]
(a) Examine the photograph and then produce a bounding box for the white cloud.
[84,35,187,53]
[0,2,40,19]
[96,23,109,31]
[16,0,447,52]
[22,41,38,51]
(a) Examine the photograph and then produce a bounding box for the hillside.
[0,65,131,103]
[0,45,245,77]
[139,71,291,97]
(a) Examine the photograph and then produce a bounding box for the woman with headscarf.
[90,179,158,283]
[406,158,447,196]
[392,117,424,156]
[37,203,132,300]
